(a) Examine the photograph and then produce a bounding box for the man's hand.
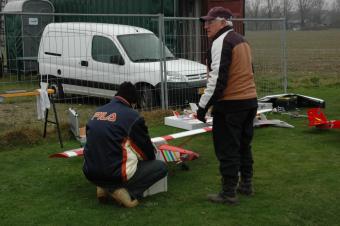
[196,107,207,123]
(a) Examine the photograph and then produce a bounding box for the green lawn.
[0,86,339,225]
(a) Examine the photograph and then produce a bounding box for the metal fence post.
[158,13,165,110]
[282,18,288,93]
[161,14,169,109]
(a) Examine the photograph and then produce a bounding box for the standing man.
[197,7,258,205]
[83,82,167,208]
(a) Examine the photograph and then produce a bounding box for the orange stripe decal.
[121,139,128,182]
[129,140,147,160]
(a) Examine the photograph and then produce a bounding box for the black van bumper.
[156,80,207,107]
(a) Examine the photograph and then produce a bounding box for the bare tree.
[245,0,263,30]
[310,0,325,25]
[266,0,274,18]
[335,0,340,12]
[283,0,294,18]
[297,0,316,28]
[245,0,263,18]
[265,0,283,29]
[330,0,340,27]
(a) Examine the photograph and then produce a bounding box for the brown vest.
[221,42,257,100]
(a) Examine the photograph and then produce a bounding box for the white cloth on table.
[36,82,51,120]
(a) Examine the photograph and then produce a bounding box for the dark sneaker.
[207,193,239,205]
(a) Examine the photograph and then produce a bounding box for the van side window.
[92,36,123,64]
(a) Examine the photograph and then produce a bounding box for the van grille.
[185,73,207,81]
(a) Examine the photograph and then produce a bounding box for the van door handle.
[81,60,88,67]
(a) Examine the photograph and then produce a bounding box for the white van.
[38,22,207,108]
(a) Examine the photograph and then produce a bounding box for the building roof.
[45,22,153,36]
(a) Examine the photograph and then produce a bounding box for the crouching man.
[83,82,167,208]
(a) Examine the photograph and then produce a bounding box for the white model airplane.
[50,126,212,163]
[168,102,293,129]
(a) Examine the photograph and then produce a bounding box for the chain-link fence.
[0,12,292,136]
[243,18,287,96]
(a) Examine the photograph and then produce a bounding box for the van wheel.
[138,85,157,110]
[49,80,64,101]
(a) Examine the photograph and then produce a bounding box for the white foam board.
[142,152,168,197]
[143,176,168,197]
[164,116,212,130]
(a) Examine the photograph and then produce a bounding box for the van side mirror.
[110,55,125,65]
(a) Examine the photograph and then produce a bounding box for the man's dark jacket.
[83,96,155,187]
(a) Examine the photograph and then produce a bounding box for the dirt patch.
[0,127,42,147]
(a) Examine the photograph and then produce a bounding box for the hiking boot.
[237,180,254,196]
[207,192,239,205]
[96,186,109,203]
[237,185,254,196]
[111,188,139,208]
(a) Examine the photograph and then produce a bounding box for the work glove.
[196,106,207,123]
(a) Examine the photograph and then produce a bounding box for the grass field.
[0,86,339,225]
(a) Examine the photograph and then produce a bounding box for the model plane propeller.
[307,108,340,129]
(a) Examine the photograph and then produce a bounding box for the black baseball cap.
[200,7,233,22]
[115,82,138,104]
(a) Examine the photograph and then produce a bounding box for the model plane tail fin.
[307,108,327,127]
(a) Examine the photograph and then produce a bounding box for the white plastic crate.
[143,176,168,197]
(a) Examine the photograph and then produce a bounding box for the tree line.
[246,0,340,30]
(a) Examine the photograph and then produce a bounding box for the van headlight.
[166,71,186,82]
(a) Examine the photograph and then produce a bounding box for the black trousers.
[109,160,168,199]
[212,108,257,181]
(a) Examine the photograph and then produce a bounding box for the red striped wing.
[158,144,199,162]
[49,148,84,158]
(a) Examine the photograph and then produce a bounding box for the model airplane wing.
[259,93,325,109]
[150,126,212,146]
[50,126,212,162]
[253,113,294,128]
[49,148,84,158]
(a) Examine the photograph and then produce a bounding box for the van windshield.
[118,33,176,62]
